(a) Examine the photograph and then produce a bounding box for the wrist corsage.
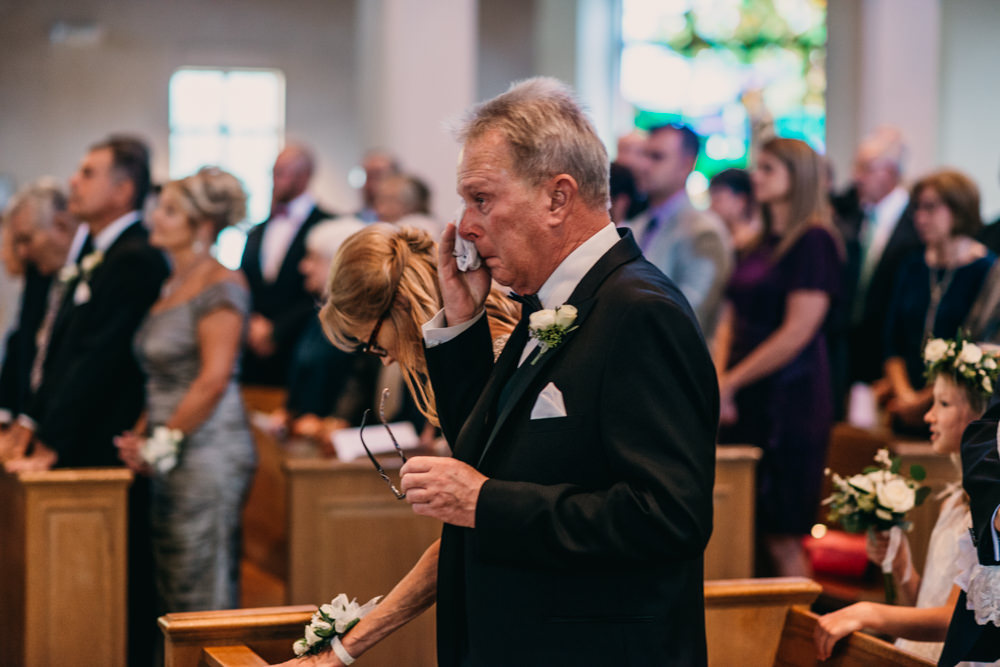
[141,425,182,474]
[293,594,381,659]
[528,304,578,365]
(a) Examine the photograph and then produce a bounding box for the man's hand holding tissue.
[438,222,492,327]
[400,456,488,528]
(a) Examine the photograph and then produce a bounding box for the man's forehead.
[81,147,112,171]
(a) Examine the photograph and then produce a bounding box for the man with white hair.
[0,181,81,426]
[846,126,922,386]
[286,78,717,667]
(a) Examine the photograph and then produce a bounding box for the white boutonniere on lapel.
[70,249,104,305]
[528,304,578,365]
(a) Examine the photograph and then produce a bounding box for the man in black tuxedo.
[3,137,167,470]
[840,127,922,387]
[0,181,79,429]
[403,78,717,666]
[939,393,1000,666]
[240,144,333,386]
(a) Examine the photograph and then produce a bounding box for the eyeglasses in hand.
[359,388,408,499]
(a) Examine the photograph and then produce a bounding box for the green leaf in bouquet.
[862,466,879,474]
[890,457,901,474]
[841,512,863,533]
[909,464,926,481]
[343,618,361,634]
[914,485,932,507]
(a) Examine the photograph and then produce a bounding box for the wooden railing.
[0,467,132,666]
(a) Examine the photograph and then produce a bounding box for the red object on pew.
[803,529,870,579]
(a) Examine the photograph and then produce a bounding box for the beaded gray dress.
[135,280,257,613]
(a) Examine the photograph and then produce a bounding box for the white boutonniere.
[293,593,381,658]
[68,249,105,305]
[528,304,578,365]
[140,425,183,475]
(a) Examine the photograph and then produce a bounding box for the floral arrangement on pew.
[822,448,930,603]
[293,594,381,661]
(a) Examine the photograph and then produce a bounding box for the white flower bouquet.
[823,448,930,603]
[293,593,380,659]
[528,304,578,365]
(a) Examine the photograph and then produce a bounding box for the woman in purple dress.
[715,137,843,577]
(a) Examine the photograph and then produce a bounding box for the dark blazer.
[0,265,52,417]
[425,230,718,666]
[842,196,922,383]
[239,205,331,386]
[939,398,1000,666]
[25,221,168,467]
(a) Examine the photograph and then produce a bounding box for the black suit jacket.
[939,398,1000,666]
[843,196,922,383]
[0,265,52,417]
[425,230,718,666]
[239,205,331,385]
[25,221,168,467]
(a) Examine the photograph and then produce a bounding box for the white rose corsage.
[65,249,104,305]
[527,304,578,365]
[293,594,381,660]
[140,425,183,475]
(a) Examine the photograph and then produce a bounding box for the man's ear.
[548,174,578,220]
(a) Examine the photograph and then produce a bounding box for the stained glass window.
[621,0,826,198]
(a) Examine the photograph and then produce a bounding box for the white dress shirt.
[423,223,620,366]
[859,185,909,289]
[261,192,315,282]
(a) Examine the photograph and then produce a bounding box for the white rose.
[983,357,997,370]
[293,639,309,656]
[876,477,916,513]
[73,281,91,305]
[553,305,577,328]
[311,619,333,636]
[529,309,556,330]
[960,343,984,365]
[924,338,949,363]
[305,625,322,646]
[80,250,103,273]
[984,377,993,394]
[847,474,874,494]
[59,265,79,283]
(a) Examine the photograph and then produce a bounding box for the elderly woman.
[880,170,996,432]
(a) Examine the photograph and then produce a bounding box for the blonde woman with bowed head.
[115,167,257,614]
[815,338,999,665]
[715,137,844,577]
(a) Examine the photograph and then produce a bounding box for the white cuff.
[422,308,484,348]
[16,413,37,432]
[0,408,12,425]
[330,636,355,665]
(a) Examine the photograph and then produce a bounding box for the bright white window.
[168,67,285,268]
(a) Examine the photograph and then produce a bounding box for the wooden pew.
[166,577,932,666]
[707,445,761,579]
[705,577,933,666]
[0,468,132,667]
[284,456,441,666]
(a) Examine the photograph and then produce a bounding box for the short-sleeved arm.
[782,226,841,296]
[191,281,250,321]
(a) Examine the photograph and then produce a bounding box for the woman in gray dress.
[115,167,256,613]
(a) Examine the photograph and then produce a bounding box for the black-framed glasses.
[359,388,408,499]
[357,309,390,357]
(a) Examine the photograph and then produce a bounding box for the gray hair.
[3,178,68,229]
[456,77,609,211]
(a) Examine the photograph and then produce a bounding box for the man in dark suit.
[3,137,167,470]
[363,78,714,667]
[840,127,922,388]
[939,394,1000,666]
[0,181,79,429]
[240,144,333,386]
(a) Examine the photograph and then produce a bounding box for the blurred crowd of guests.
[611,123,1000,578]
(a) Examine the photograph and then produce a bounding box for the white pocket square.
[530,382,567,420]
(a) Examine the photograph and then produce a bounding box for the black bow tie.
[509,292,543,316]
